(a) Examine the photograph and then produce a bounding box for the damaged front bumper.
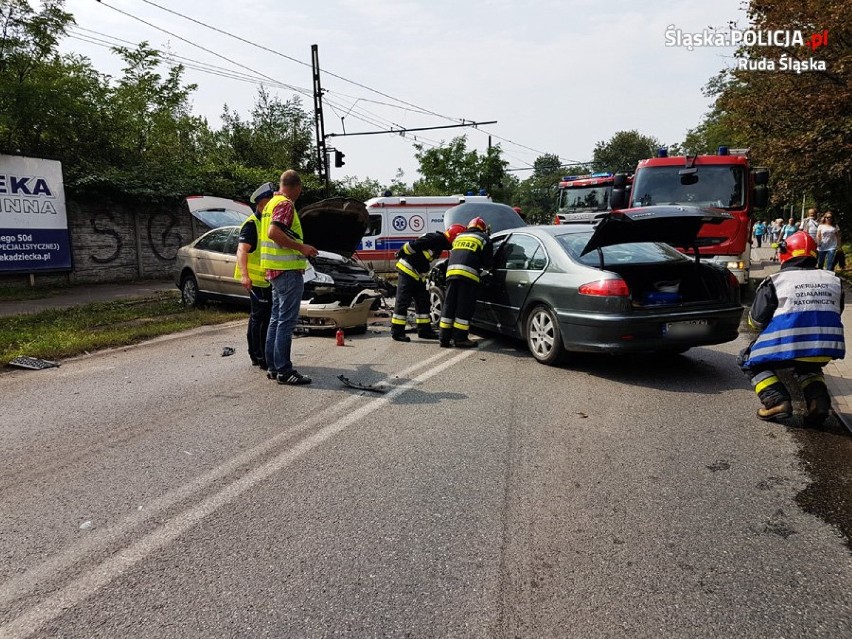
[297,289,381,331]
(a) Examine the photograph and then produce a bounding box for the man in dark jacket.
[739,231,845,426]
[392,223,467,342]
[439,216,493,348]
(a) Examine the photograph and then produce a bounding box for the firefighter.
[739,231,845,426]
[439,216,493,348]
[391,223,467,342]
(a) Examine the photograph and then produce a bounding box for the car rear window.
[192,207,249,228]
[555,232,690,266]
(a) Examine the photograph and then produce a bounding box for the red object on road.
[336,328,345,346]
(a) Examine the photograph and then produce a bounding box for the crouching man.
[739,231,845,426]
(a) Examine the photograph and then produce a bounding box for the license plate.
[664,319,711,337]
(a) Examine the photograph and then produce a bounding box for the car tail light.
[726,271,740,289]
[578,278,630,297]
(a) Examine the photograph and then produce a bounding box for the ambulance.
[356,194,491,274]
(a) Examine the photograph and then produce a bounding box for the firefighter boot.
[391,327,410,343]
[757,400,792,422]
[804,396,831,428]
[453,333,478,348]
[418,327,440,340]
[439,327,453,348]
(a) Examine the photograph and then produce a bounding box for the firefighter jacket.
[233,213,271,288]
[446,229,492,283]
[744,265,845,367]
[395,231,452,281]
[259,194,307,272]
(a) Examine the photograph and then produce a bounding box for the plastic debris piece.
[79,520,93,530]
[337,374,388,393]
[8,356,60,370]
[222,347,235,357]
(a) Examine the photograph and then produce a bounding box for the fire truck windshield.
[558,186,611,212]
[632,166,745,210]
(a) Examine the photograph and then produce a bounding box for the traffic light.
[334,150,346,168]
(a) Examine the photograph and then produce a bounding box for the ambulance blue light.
[591,172,612,178]
[657,148,668,158]
[718,146,729,156]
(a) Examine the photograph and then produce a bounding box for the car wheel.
[428,285,445,325]
[180,273,205,308]
[525,305,565,365]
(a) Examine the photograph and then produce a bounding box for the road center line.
[0,345,483,639]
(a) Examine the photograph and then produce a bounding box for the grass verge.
[1,291,246,365]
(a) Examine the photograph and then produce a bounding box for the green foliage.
[592,130,661,173]
[412,136,510,200]
[708,0,851,223]
[0,292,245,363]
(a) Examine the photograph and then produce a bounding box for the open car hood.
[299,197,369,258]
[580,205,732,256]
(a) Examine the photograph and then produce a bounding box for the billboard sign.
[0,154,72,272]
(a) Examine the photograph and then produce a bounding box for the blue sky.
[61,0,746,186]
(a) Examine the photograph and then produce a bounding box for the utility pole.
[311,45,329,194]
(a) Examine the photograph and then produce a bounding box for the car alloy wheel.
[428,285,445,325]
[526,305,564,365]
[180,273,204,307]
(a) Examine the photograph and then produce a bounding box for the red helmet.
[468,216,488,232]
[445,223,466,243]
[778,230,817,263]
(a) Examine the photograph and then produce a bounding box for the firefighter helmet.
[777,230,817,263]
[467,216,488,232]
[445,224,466,243]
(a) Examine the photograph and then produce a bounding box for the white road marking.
[0,345,484,639]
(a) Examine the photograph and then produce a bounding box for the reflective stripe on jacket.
[446,229,490,283]
[233,215,271,287]
[259,194,307,272]
[745,268,845,366]
[395,231,451,281]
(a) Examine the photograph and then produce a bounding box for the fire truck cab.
[612,147,769,286]
[555,172,620,222]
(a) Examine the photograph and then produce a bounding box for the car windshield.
[555,231,690,266]
[631,165,745,209]
[558,186,611,213]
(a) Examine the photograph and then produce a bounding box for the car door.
[478,233,548,337]
[192,228,235,294]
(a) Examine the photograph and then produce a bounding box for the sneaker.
[804,397,831,427]
[391,333,411,343]
[266,371,278,380]
[418,330,440,340]
[454,338,478,349]
[757,400,792,422]
[277,369,312,385]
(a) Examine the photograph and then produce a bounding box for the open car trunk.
[604,261,738,308]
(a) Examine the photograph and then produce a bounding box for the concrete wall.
[1,198,210,287]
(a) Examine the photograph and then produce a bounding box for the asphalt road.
[0,322,850,638]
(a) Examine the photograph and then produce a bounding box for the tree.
[512,154,566,224]
[711,0,852,220]
[592,130,661,173]
[411,136,509,200]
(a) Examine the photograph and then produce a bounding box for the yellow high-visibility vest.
[233,214,271,287]
[259,194,307,272]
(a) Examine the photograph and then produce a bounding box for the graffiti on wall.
[147,212,183,261]
[89,212,123,264]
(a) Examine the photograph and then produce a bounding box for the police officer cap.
[250,182,276,204]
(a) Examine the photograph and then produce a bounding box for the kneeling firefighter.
[391,223,467,342]
[439,216,493,348]
[739,231,845,426]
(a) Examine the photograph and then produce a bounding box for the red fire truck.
[611,147,769,285]
[555,172,620,222]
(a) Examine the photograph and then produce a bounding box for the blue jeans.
[265,270,304,374]
[817,249,836,271]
